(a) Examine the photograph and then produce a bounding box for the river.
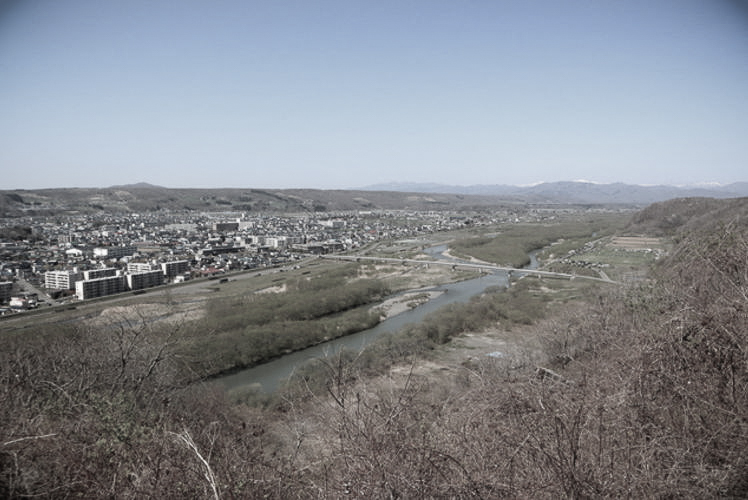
[217,245,538,393]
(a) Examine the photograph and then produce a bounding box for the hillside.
[0,184,518,217]
[627,196,748,235]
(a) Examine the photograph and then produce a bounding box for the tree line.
[184,264,391,377]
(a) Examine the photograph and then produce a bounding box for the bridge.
[320,254,619,284]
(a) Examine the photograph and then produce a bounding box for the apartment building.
[75,275,127,300]
[83,268,117,280]
[126,270,163,291]
[161,260,189,280]
[45,270,83,290]
[127,262,156,273]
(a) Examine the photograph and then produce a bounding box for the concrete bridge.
[320,254,619,284]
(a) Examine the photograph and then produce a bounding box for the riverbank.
[372,289,445,320]
[441,248,497,266]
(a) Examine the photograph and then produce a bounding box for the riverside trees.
[186,265,389,376]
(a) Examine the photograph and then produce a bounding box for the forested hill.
[627,196,748,235]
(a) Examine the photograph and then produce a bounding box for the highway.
[0,258,318,327]
[320,254,619,284]
[1,252,615,329]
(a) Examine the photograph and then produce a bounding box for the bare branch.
[3,433,58,446]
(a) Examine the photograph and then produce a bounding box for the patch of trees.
[185,268,390,376]
[0,225,34,241]
[5,193,24,204]
[0,315,279,497]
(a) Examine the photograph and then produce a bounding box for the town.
[0,207,531,313]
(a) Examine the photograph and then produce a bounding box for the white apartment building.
[83,268,117,280]
[127,262,156,273]
[45,270,82,290]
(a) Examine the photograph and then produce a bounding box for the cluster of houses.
[0,209,494,312]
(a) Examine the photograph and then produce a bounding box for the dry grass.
[609,235,664,249]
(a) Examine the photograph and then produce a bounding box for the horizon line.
[3,180,745,191]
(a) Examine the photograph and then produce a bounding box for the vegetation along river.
[217,245,539,393]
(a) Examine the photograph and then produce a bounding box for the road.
[14,275,54,305]
[0,258,319,327]
[320,254,619,284]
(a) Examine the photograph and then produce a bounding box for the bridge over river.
[320,254,618,284]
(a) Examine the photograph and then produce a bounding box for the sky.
[1,0,747,190]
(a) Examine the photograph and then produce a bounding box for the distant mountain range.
[1,181,746,217]
[361,181,748,205]
[0,184,508,216]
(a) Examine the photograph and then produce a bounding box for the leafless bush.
[279,207,748,498]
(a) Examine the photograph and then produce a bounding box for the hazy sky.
[1,1,746,189]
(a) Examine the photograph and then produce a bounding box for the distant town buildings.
[213,222,239,232]
[93,246,136,259]
[1,206,524,310]
[263,236,286,249]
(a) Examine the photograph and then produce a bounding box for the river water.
[217,245,537,393]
